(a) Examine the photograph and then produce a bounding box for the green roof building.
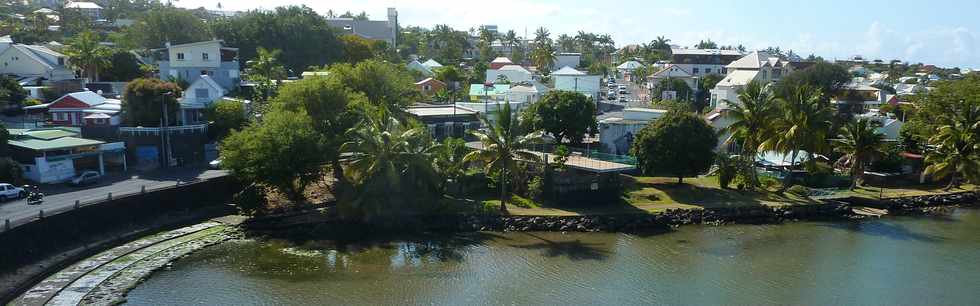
[7,128,126,183]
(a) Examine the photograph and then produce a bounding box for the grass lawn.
[843,183,978,200]
[461,175,823,217]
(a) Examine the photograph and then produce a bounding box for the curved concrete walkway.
[11,217,241,306]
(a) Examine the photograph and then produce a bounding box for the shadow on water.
[509,232,610,261]
[818,221,947,243]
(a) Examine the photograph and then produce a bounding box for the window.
[176,52,185,60]
[58,58,64,65]
[721,68,727,74]
[201,70,208,76]
[705,68,712,74]
[202,53,210,61]
[692,68,700,74]
[773,68,782,79]
[762,70,769,80]
[195,88,210,99]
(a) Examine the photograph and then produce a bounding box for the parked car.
[0,183,26,202]
[70,171,101,187]
[607,95,617,101]
[619,96,629,102]
[619,89,628,94]
[208,158,222,170]
[618,84,627,90]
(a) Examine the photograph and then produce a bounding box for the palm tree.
[531,42,557,74]
[63,31,112,82]
[503,30,518,56]
[759,85,833,190]
[833,119,886,190]
[464,102,544,213]
[340,110,442,216]
[246,47,287,101]
[724,81,776,187]
[924,106,980,190]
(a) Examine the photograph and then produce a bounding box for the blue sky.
[179,0,980,68]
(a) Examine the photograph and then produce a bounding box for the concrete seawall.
[0,175,243,304]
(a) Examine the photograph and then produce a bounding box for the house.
[709,51,798,108]
[415,77,446,96]
[506,81,548,104]
[598,108,667,154]
[832,80,885,113]
[669,48,744,77]
[486,64,532,84]
[552,66,601,99]
[406,104,481,140]
[325,8,398,45]
[554,52,581,69]
[6,128,126,183]
[468,83,510,102]
[64,2,102,20]
[490,57,514,70]
[154,40,240,90]
[300,71,330,79]
[0,43,74,81]
[646,64,696,92]
[26,90,121,126]
[616,60,644,79]
[407,60,434,76]
[179,75,227,124]
[856,112,904,141]
[421,59,443,70]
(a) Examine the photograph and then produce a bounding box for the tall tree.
[221,108,325,201]
[833,119,886,189]
[464,102,545,213]
[340,110,441,218]
[531,42,557,75]
[923,105,980,190]
[63,31,113,82]
[328,59,419,115]
[121,78,182,126]
[210,5,343,72]
[724,81,776,187]
[246,47,287,102]
[695,39,718,49]
[631,110,717,183]
[125,7,210,49]
[759,85,834,189]
[0,76,28,109]
[520,91,597,145]
[339,34,377,63]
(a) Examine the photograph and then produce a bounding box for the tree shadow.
[508,232,610,261]
[817,221,947,243]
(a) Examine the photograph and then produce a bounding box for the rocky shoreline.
[246,191,980,234]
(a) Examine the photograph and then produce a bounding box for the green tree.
[340,111,442,218]
[923,105,980,190]
[464,102,545,213]
[0,76,29,109]
[203,99,247,141]
[521,91,597,145]
[329,59,419,115]
[221,108,325,201]
[833,119,886,189]
[696,73,724,111]
[101,50,144,81]
[211,5,343,72]
[63,31,113,81]
[122,78,182,126]
[651,78,692,102]
[125,7,211,49]
[531,42,557,75]
[631,110,717,183]
[246,47,287,102]
[774,61,851,100]
[339,34,377,63]
[760,85,834,189]
[435,137,470,184]
[695,39,718,49]
[723,81,776,187]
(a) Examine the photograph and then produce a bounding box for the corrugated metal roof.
[9,137,104,151]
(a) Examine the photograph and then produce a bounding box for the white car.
[70,171,101,187]
[0,183,26,202]
[209,158,222,169]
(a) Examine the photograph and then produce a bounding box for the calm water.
[125,208,980,306]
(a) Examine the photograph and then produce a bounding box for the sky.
[176,0,980,69]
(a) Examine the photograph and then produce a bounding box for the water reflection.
[509,233,610,261]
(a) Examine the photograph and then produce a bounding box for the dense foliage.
[121,78,182,126]
[211,6,343,73]
[520,91,597,145]
[124,7,211,49]
[632,110,717,183]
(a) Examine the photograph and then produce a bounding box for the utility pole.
[160,91,173,168]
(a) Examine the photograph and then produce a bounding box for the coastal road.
[0,167,229,231]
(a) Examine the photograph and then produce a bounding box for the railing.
[118,124,208,136]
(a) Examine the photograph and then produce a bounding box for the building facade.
[325,8,398,45]
[155,40,240,90]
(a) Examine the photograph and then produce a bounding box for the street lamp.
[160,91,174,168]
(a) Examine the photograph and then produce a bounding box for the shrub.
[787,185,810,197]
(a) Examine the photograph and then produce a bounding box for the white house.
[552,66,601,99]
[616,60,644,78]
[407,60,433,76]
[506,81,549,104]
[0,43,74,81]
[710,51,797,108]
[486,64,532,84]
[669,48,744,77]
[421,59,443,70]
[64,2,103,20]
[154,40,240,90]
[646,64,696,92]
[180,75,227,124]
[599,108,667,154]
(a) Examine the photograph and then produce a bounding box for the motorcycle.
[24,185,44,205]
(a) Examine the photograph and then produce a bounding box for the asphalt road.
[0,168,229,230]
